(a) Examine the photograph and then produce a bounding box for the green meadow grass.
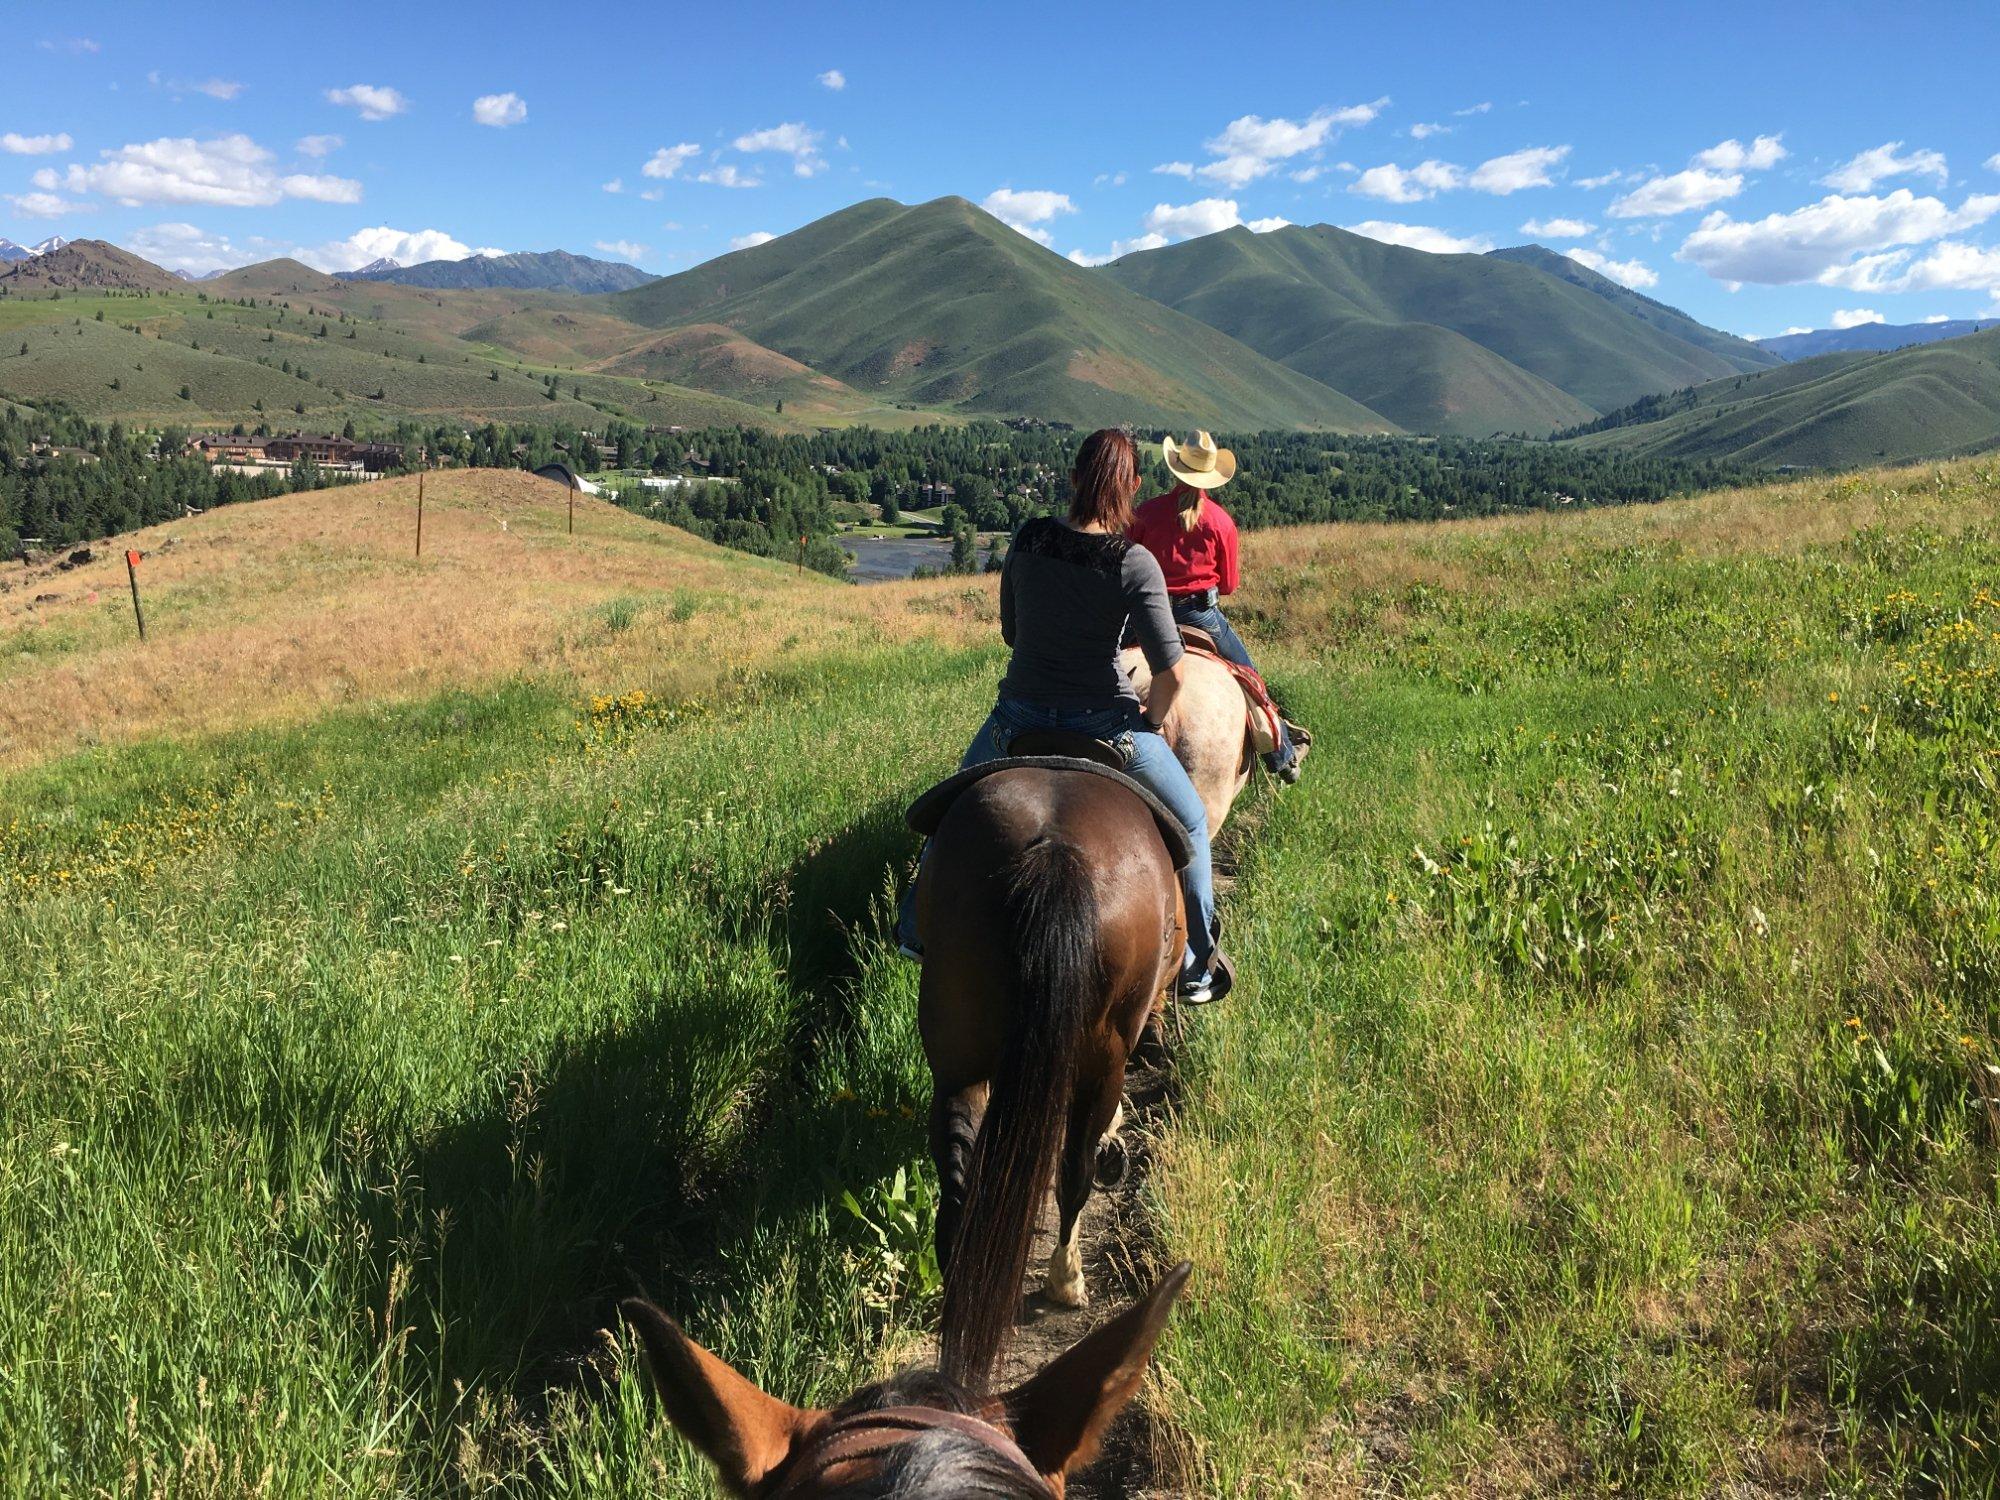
[1161,472,2000,1493]
[3,463,1997,1496]
[1,644,997,1495]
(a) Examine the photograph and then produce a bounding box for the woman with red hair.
[1128,431,1303,782]
[897,427,1229,1003]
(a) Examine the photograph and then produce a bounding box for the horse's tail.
[938,834,1099,1391]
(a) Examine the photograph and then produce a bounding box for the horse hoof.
[1095,1137,1128,1189]
[1043,1275,1088,1309]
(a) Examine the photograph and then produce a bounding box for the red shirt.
[1127,487,1240,597]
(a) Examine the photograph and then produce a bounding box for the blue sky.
[6,0,1998,337]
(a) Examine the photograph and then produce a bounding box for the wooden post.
[125,549,146,640]
[797,534,807,574]
[568,483,575,536]
[414,472,425,558]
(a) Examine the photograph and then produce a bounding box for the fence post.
[415,472,425,558]
[125,550,146,640]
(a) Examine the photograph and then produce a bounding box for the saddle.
[905,740,1194,871]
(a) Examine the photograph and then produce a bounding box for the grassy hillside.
[4,462,1996,1495]
[1154,460,2000,1493]
[1571,327,2000,468]
[1486,244,1781,373]
[609,197,1394,433]
[0,287,809,431]
[1105,225,1764,430]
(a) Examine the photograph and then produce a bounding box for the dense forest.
[5,403,1764,572]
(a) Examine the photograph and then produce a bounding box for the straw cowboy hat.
[1161,430,1236,489]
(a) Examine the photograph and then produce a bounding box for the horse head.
[621,1262,1190,1498]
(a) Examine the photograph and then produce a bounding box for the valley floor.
[2,460,1996,1495]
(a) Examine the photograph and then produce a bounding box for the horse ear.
[1001,1262,1191,1479]
[619,1298,819,1497]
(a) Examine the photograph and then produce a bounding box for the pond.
[840,535,957,582]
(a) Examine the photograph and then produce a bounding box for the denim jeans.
[1171,599,1296,768]
[898,697,1217,974]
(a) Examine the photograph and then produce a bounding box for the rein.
[769,1404,1048,1496]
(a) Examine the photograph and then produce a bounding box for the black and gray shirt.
[996,518,1184,707]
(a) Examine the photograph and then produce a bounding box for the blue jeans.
[1172,599,1296,769]
[898,698,1217,973]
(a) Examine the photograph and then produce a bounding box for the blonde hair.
[1176,487,1205,533]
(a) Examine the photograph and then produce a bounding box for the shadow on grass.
[330,794,930,1470]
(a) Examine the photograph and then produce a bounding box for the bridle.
[767,1404,1051,1497]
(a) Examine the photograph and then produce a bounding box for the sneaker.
[896,939,924,963]
[1178,948,1235,1005]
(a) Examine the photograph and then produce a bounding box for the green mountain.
[1485,245,1780,373]
[1567,327,2000,468]
[1102,224,1768,436]
[343,250,656,294]
[608,197,1392,432]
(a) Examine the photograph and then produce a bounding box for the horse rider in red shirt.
[1127,431,1306,782]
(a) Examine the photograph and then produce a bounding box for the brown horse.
[914,766,1186,1391]
[621,1262,1190,1498]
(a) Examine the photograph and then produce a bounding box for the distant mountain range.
[1,209,1993,471]
[1569,326,2000,467]
[1755,318,2000,361]
[0,236,69,263]
[339,249,655,294]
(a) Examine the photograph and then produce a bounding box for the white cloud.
[981,188,1077,246]
[729,230,776,250]
[471,92,527,128]
[1830,307,1884,328]
[817,69,846,90]
[1092,171,1127,188]
[1153,161,1195,179]
[1350,159,1464,202]
[1,132,72,155]
[1678,190,2000,285]
[1922,313,1950,323]
[4,192,78,218]
[1469,144,1568,194]
[1343,220,1494,254]
[639,188,663,202]
[696,165,760,189]
[733,122,824,177]
[122,222,250,274]
[1522,216,1595,238]
[1692,134,1787,172]
[1066,231,1171,267]
[601,178,623,194]
[1560,245,1659,288]
[1831,240,2000,295]
[325,84,408,122]
[39,37,99,54]
[52,134,361,207]
[306,226,478,273]
[1989,153,2000,173]
[189,79,243,101]
[643,144,700,180]
[1144,197,1243,239]
[1454,101,1492,116]
[1575,170,1624,189]
[295,134,342,158]
[1610,168,1743,218]
[1291,165,1324,183]
[1820,141,1948,193]
[1248,216,1292,233]
[1409,123,1450,140]
[1189,101,1386,187]
[593,238,645,260]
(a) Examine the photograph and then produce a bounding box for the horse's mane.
[811,1371,1054,1499]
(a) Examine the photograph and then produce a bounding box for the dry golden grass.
[0,470,993,767]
